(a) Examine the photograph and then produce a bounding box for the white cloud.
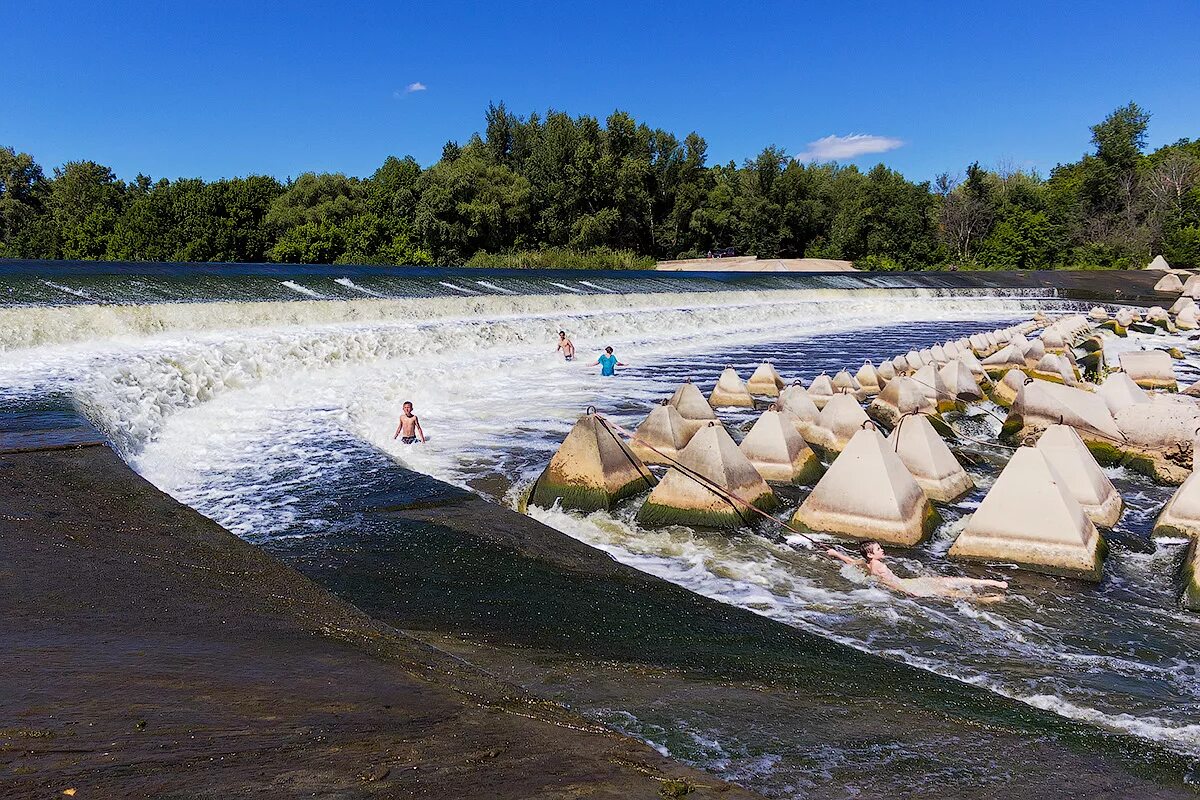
[393,82,427,98]
[794,133,904,162]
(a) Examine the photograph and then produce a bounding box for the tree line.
[1,102,1197,270]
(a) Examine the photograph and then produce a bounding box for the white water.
[334,277,383,296]
[280,280,327,298]
[2,286,1199,763]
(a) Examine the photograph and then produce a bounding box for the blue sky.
[6,1,1199,184]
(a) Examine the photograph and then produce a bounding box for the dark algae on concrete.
[0,445,756,798]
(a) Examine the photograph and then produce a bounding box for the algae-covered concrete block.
[530,413,656,512]
[940,359,984,403]
[949,447,1106,580]
[637,422,777,529]
[990,369,1028,408]
[1002,379,1122,447]
[1152,469,1200,540]
[792,428,938,546]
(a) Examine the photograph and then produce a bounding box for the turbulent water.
[2,263,1199,792]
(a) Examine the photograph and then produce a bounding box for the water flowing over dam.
[2,260,1197,795]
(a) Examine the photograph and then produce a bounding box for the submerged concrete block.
[1002,379,1122,448]
[637,422,777,529]
[709,367,755,408]
[792,428,938,546]
[1120,351,1178,392]
[1183,540,1200,612]
[1113,401,1200,484]
[1036,424,1123,527]
[949,447,1106,580]
[630,403,694,465]
[1088,306,1110,321]
[530,413,656,512]
[746,362,786,397]
[887,413,974,502]
[856,361,883,394]
[739,408,824,484]
[912,363,959,414]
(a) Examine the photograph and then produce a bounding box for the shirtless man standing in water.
[392,401,426,444]
[556,330,575,361]
[827,540,1008,600]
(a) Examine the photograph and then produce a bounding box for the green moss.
[529,474,654,513]
[1167,347,1186,359]
[1098,320,1128,337]
[921,502,943,539]
[659,778,695,798]
[998,415,1024,444]
[1078,337,1105,353]
[1120,451,1161,481]
[1183,540,1200,611]
[989,390,1014,409]
[792,454,826,485]
[1129,322,1158,334]
[636,492,776,530]
[927,414,956,439]
[1083,438,1126,467]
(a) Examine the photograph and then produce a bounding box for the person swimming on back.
[556,330,576,361]
[596,346,624,376]
[392,401,426,444]
[826,540,1008,600]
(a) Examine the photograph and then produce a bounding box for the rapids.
[2,264,1198,791]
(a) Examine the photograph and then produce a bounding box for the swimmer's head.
[858,540,884,561]
[402,401,413,413]
[605,346,614,354]
[559,331,566,338]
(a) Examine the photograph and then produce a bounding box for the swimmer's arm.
[825,548,861,567]
[393,418,403,439]
[415,416,425,443]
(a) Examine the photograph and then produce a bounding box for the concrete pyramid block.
[809,392,870,455]
[1146,254,1171,271]
[531,413,657,512]
[1097,373,1151,415]
[1030,353,1078,386]
[929,344,950,364]
[912,363,958,414]
[905,349,925,368]
[1113,401,1200,484]
[668,381,719,435]
[1178,306,1199,331]
[887,413,974,502]
[1155,272,1185,293]
[1120,351,1177,391]
[1185,275,1200,299]
[1040,328,1067,352]
[832,369,863,397]
[1089,306,1110,321]
[1002,379,1123,447]
[868,375,937,427]
[637,422,778,529]
[1169,296,1196,315]
[1154,470,1200,540]
[630,403,694,465]
[891,355,911,374]
[792,428,938,546]
[709,367,755,408]
[990,368,1029,408]
[982,344,1027,379]
[940,359,984,402]
[949,447,1106,580]
[807,373,835,409]
[856,361,883,394]
[876,360,897,382]
[739,408,824,484]
[1022,339,1046,368]
[747,362,786,396]
[1036,425,1123,527]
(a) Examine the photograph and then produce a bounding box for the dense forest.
[1,102,1197,270]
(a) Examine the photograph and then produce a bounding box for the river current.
[1,262,1197,794]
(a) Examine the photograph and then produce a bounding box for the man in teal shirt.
[596,346,624,376]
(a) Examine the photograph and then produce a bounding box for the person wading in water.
[596,346,624,376]
[556,331,576,361]
[392,401,426,444]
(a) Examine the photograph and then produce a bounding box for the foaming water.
[2,281,1198,784]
